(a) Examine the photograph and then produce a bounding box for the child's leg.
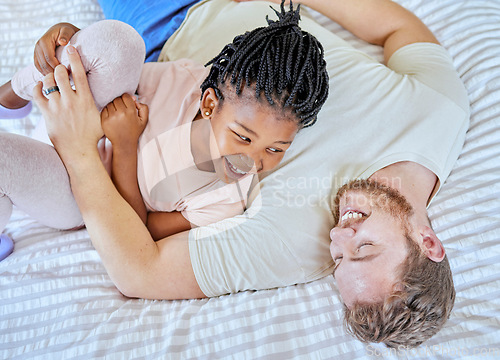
[11,20,146,111]
[0,133,83,233]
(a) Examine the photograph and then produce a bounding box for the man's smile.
[340,210,365,223]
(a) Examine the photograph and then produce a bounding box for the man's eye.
[357,243,373,252]
[333,256,342,276]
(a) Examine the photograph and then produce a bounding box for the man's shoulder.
[388,42,469,113]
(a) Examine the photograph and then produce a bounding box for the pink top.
[135,59,253,226]
[31,58,252,227]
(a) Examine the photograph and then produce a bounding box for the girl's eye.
[235,132,251,143]
[267,147,283,153]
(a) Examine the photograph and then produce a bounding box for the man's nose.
[330,227,355,242]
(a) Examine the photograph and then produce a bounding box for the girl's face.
[201,88,299,184]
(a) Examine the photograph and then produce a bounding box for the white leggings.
[1,20,145,233]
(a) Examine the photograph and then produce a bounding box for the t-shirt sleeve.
[387,43,470,113]
[188,186,333,297]
[362,42,470,202]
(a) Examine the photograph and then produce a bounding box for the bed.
[1,0,499,358]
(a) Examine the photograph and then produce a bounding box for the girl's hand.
[101,94,149,149]
[34,22,80,75]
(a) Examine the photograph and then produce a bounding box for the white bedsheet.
[1,0,500,359]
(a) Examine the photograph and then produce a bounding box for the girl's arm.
[101,95,193,238]
[101,94,148,223]
[147,211,192,241]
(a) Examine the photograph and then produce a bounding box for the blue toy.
[0,234,14,261]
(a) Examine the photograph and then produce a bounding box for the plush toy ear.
[419,226,446,262]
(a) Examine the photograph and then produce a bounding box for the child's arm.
[101,94,148,223]
[101,95,192,239]
[34,22,80,75]
[146,212,192,241]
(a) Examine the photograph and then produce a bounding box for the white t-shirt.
[160,0,470,297]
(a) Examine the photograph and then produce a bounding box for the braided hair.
[200,0,329,128]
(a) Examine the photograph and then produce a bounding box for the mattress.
[1,0,499,358]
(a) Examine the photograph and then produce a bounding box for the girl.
[0,1,328,245]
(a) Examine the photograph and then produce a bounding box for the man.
[331,175,456,348]
[34,0,469,348]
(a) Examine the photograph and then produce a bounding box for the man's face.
[330,179,416,308]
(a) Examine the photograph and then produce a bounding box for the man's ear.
[200,88,219,119]
[419,226,446,262]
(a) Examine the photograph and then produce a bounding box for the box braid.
[200,0,329,128]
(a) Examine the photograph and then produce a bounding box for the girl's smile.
[197,87,299,184]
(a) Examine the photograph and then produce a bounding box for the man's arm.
[238,0,439,63]
[302,0,439,62]
[34,46,205,300]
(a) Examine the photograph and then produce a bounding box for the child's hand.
[101,94,149,149]
[34,22,80,75]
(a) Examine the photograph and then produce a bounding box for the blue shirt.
[98,0,199,62]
